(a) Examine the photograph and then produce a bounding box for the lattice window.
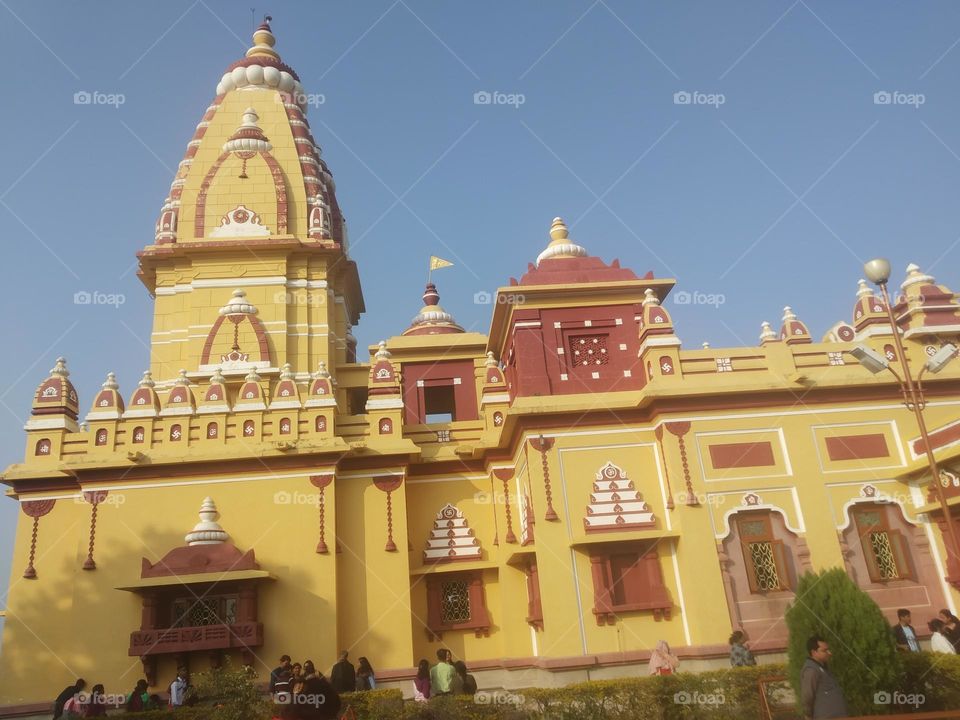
[736,512,790,593]
[440,580,471,624]
[569,334,610,367]
[869,531,900,579]
[827,351,845,366]
[170,596,237,628]
[716,357,733,372]
[747,541,783,591]
[853,505,913,582]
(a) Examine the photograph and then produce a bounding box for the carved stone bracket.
[665,421,698,506]
[82,491,108,570]
[493,468,517,544]
[310,474,334,554]
[529,436,559,520]
[654,426,675,510]
[21,499,55,579]
[374,476,403,552]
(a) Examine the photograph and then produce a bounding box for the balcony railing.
[128,622,263,656]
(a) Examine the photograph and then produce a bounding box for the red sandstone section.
[708,441,775,469]
[825,433,889,461]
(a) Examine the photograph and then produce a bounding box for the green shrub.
[785,568,899,715]
[338,688,404,719]
[898,651,960,712]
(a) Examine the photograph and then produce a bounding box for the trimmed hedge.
[118,652,960,720]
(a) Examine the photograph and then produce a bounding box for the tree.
[192,659,270,720]
[785,567,899,715]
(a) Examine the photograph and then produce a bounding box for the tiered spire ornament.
[896,263,960,336]
[234,368,267,411]
[185,498,229,545]
[29,357,79,423]
[161,370,196,416]
[86,372,124,421]
[270,363,302,409]
[199,368,231,414]
[779,306,812,344]
[584,462,656,532]
[759,321,778,345]
[152,16,345,245]
[536,217,588,266]
[424,504,482,562]
[402,283,464,335]
[125,371,161,418]
[638,288,677,342]
[852,278,888,333]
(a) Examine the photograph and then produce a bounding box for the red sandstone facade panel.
[708,441,776,469]
[825,433,890,461]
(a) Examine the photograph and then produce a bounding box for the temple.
[3,18,960,706]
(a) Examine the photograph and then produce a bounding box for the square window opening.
[424,384,456,423]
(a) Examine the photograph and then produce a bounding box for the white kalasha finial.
[375,340,391,360]
[759,321,777,342]
[51,357,70,377]
[185,497,229,546]
[219,289,258,316]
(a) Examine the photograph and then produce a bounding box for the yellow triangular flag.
[430,256,454,271]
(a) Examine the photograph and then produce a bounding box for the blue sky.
[2,0,960,617]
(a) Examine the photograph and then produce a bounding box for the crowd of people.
[51,670,193,719]
[47,609,960,720]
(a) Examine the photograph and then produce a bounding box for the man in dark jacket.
[893,608,921,652]
[296,669,340,720]
[270,655,293,696]
[800,636,848,719]
[329,651,355,694]
[53,679,85,720]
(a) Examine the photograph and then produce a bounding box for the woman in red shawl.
[648,640,680,675]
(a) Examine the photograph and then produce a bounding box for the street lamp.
[853,258,960,581]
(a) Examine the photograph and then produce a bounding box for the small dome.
[536,217,588,266]
[126,371,160,417]
[31,357,79,420]
[87,372,124,419]
[185,497,229,546]
[402,283,464,336]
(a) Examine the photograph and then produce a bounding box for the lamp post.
[859,258,960,581]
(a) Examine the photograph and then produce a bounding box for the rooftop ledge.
[116,568,275,592]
